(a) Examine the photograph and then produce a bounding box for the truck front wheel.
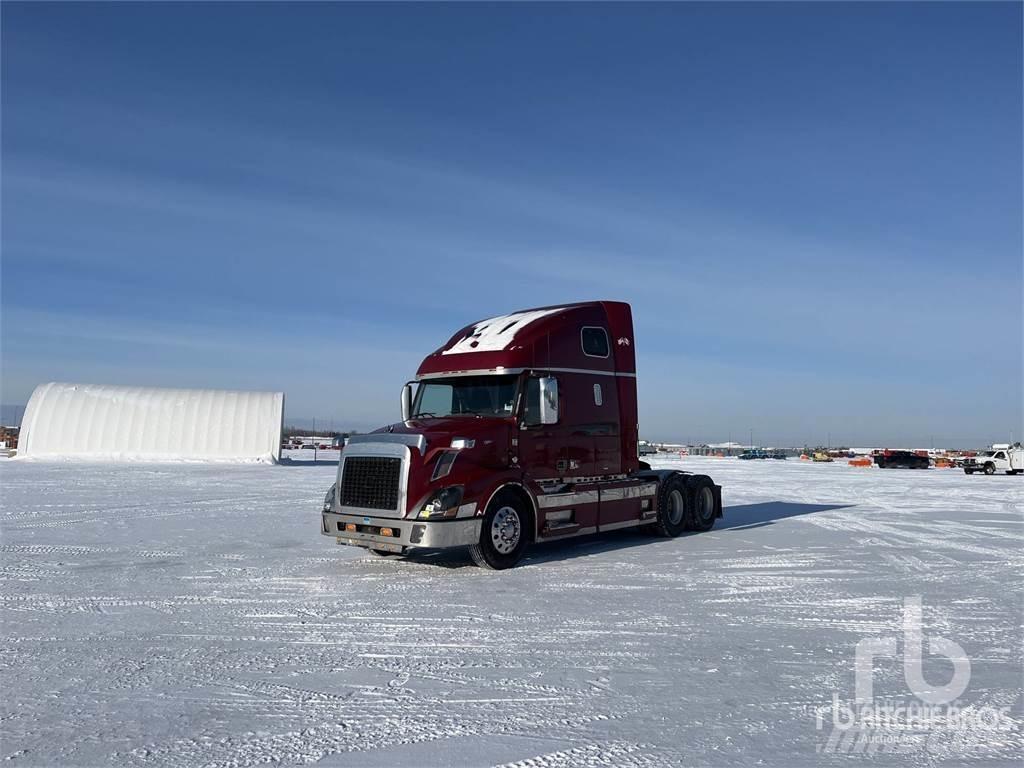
[469,490,531,570]
[983,464,996,475]
[652,475,689,538]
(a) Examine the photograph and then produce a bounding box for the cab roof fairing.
[414,301,635,379]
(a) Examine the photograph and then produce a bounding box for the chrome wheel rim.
[491,506,521,554]
[697,486,715,521]
[667,490,685,526]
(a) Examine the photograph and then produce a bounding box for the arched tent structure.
[19,383,284,462]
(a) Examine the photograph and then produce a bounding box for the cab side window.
[523,377,541,425]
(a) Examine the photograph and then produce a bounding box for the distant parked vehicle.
[964,444,1024,476]
[301,444,316,450]
[874,450,929,469]
[812,452,833,463]
[739,449,786,460]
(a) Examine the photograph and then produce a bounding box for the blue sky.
[2,3,1021,446]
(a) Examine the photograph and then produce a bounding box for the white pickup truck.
[963,444,1024,475]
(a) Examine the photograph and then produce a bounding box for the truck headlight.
[419,486,464,519]
[323,482,337,512]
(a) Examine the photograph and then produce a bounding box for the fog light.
[380,527,394,538]
[345,523,356,532]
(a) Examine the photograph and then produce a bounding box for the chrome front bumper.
[321,511,482,552]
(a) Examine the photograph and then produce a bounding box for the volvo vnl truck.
[320,301,722,568]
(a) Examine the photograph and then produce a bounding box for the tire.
[965,468,974,475]
[368,549,395,557]
[651,474,689,538]
[686,475,718,532]
[983,464,995,476]
[468,490,531,570]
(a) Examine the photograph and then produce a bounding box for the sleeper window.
[581,327,610,358]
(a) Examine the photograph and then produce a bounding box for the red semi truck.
[320,301,722,569]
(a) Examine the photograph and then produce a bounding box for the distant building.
[19,382,284,462]
[0,425,18,450]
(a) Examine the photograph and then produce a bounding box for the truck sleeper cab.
[320,301,723,569]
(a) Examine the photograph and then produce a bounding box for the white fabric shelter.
[19,383,284,462]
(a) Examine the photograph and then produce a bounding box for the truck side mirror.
[401,383,413,422]
[539,376,559,425]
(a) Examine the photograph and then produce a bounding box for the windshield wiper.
[412,412,439,419]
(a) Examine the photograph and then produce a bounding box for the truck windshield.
[413,375,519,418]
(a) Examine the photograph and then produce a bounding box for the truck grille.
[339,456,402,511]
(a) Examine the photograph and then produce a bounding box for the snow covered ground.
[1,456,1021,767]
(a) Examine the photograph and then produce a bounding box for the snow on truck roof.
[441,307,567,355]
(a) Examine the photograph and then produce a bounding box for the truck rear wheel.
[652,475,689,538]
[686,475,718,532]
[468,490,531,570]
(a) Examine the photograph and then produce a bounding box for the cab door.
[516,374,594,480]
[517,374,600,536]
[516,376,560,480]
